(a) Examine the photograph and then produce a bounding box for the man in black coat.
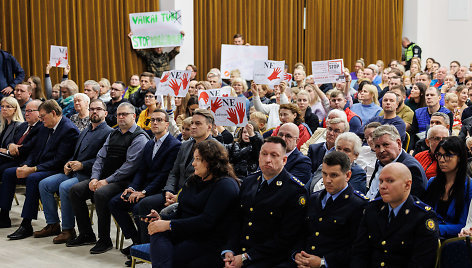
[351,162,439,268]
[0,38,25,97]
[223,136,307,267]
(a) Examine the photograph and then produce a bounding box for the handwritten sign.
[210,97,248,127]
[253,60,285,88]
[156,70,191,97]
[50,45,68,68]
[129,10,183,49]
[221,45,268,80]
[311,59,345,84]
[198,88,232,109]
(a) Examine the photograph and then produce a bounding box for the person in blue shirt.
[351,84,382,124]
[424,136,472,238]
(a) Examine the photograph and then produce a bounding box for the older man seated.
[414,125,449,179]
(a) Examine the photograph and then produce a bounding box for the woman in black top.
[147,140,240,267]
[0,96,23,150]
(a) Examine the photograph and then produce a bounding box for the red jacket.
[272,124,311,150]
[414,150,437,179]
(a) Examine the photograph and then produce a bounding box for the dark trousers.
[0,160,18,181]
[137,193,165,243]
[0,167,55,219]
[108,193,141,243]
[69,179,127,239]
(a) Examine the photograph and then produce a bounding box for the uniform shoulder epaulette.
[413,200,433,212]
[353,190,370,201]
[290,176,305,187]
[371,196,383,202]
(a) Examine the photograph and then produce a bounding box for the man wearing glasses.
[34,99,113,244]
[277,123,311,183]
[105,81,129,128]
[68,102,149,254]
[415,125,449,179]
[0,100,79,239]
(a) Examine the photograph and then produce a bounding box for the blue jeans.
[38,174,79,229]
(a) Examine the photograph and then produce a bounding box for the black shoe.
[89,238,113,254]
[0,217,11,228]
[120,244,134,256]
[125,259,132,267]
[66,233,97,247]
[7,226,33,240]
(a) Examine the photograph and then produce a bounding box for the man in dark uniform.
[351,162,439,268]
[292,151,368,268]
[223,136,307,267]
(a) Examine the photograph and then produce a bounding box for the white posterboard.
[210,97,248,127]
[156,70,191,97]
[311,59,345,84]
[198,88,232,109]
[253,60,285,88]
[220,44,268,80]
[50,45,68,68]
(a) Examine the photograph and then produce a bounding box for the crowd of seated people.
[3,33,472,267]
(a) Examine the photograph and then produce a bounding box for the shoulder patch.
[372,196,383,202]
[290,176,305,187]
[298,195,306,206]
[353,190,370,201]
[425,218,436,231]
[414,200,432,212]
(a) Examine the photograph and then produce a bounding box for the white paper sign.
[221,45,268,80]
[50,45,68,68]
[311,59,345,84]
[283,73,292,85]
[210,97,248,127]
[129,10,183,49]
[156,70,191,97]
[198,88,232,109]
[253,60,285,88]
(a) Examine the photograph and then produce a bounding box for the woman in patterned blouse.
[70,93,90,131]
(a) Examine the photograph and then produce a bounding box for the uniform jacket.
[285,148,312,184]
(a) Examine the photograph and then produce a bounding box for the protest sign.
[210,97,248,127]
[311,59,345,84]
[283,73,292,85]
[221,45,268,80]
[253,60,285,87]
[156,70,191,97]
[198,88,232,109]
[50,45,68,68]
[129,10,183,49]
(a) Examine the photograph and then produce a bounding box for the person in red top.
[272,103,311,150]
[414,125,449,179]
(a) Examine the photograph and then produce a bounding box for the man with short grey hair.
[415,125,449,179]
[83,80,100,101]
[367,125,427,200]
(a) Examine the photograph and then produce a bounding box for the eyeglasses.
[327,127,343,134]
[435,152,457,161]
[1,105,15,109]
[89,108,105,112]
[25,109,38,113]
[429,136,447,142]
[278,133,297,139]
[145,95,156,99]
[39,112,50,119]
[150,118,166,123]
[117,112,134,117]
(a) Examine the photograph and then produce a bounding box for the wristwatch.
[241,253,248,263]
[142,190,147,195]
[320,257,326,268]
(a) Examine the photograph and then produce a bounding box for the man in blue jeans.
[35,99,112,243]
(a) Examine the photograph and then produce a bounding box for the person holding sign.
[128,31,184,78]
[271,103,311,150]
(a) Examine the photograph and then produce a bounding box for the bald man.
[277,123,312,183]
[351,163,439,268]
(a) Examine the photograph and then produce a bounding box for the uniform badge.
[298,196,306,206]
[425,219,436,231]
[276,181,282,186]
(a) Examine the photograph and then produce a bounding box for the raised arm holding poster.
[129,10,183,49]
[156,70,191,97]
[253,60,285,88]
[210,97,248,127]
[50,45,68,68]
[221,44,268,80]
[311,59,345,84]
[198,88,232,109]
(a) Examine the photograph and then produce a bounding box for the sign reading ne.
[156,70,191,97]
[253,60,285,88]
[210,97,248,127]
[311,59,345,84]
[50,45,68,68]
[198,88,232,109]
[220,45,268,80]
[129,10,183,49]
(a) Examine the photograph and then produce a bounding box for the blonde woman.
[98,78,111,102]
[304,83,327,120]
[351,84,382,124]
[0,96,24,149]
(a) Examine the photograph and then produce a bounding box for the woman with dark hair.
[405,82,427,111]
[146,140,240,267]
[424,57,435,73]
[271,103,311,149]
[27,75,46,100]
[424,136,472,238]
[176,95,198,128]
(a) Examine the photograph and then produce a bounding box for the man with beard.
[105,81,128,128]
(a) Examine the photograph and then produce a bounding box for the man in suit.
[223,137,307,267]
[351,163,439,267]
[277,123,311,183]
[292,151,368,268]
[307,117,349,173]
[35,99,113,244]
[0,99,79,239]
[0,99,43,174]
[109,108,181,258]
[366,125,427,200]
[136,109,216,241]
[67,102,149,254]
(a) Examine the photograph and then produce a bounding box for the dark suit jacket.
[24,116,79,172]
[72,122,113,181]
[307,142,328,173]
[8,121,43,162]
[0,120,21,148]
[129,133,181,196]
[163,135,215,194]
[370,150,427,198]
[285,148,312,183]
